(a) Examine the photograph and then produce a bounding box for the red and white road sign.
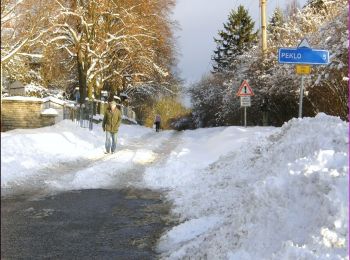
[236,80,254,96]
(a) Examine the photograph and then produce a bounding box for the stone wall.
[43,100,64,123]
[1,97,57,131]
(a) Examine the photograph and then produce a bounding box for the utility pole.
[261,0,267,55]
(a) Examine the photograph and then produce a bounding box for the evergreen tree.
[268,8,284,32]
[212,5,257,73]
[268,8,284,40]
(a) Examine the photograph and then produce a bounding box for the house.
[8,81,25,96]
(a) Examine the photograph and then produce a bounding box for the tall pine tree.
[268,8,284,40]
[268,8,284,31]
[212,5,257,73]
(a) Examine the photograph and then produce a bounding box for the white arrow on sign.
[298,38,311,48]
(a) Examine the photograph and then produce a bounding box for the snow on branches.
[1,0,178,103]
[190,0,348,127]
[45,0,176,102]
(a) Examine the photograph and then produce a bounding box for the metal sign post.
[278,38,329,118]
[296,64,310,118]
[240,96,251,127]
[298,75,304,118]
[237,81,254,128]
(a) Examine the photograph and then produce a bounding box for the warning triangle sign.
[236,80,254,97]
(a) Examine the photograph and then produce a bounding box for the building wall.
[43,101,64,123]
[1,99,56,131]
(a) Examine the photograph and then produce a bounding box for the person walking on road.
[154,114,161,132]
[102,101,122,154]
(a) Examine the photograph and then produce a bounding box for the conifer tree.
[212,5,257,73]
[268,8,284,32]
[268,8,284,40]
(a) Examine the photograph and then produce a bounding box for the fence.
[63,101,137,130]
[97,101,137,123]
[63,102,94,130]
[121,106,137,123]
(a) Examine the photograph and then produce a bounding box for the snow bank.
[1,120,156,192]
[1,121,101,187]
[145,113,348,259]
[145,125,275,189]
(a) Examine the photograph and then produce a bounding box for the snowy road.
[1,130,181,259]
[2,129,180,199]
[1,115,348,259]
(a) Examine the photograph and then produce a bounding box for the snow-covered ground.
[145,113,348,259]
[1,120,174,194]
[1,113,348,259]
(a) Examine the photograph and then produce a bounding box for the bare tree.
[1,0,57,89]
[1,0,53,63]
[46,0,177,103]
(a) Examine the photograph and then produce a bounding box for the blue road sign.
[278,47,329,65]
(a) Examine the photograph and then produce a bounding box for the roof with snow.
[42,96,66,106]
[2,96,44,102]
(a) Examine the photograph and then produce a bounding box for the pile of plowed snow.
[1,121,160,190]
[145,113,348,259]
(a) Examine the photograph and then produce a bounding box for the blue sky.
[173,0,308,85]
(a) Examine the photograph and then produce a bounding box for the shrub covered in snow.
[190,0,348,127]
[22,84,65,99]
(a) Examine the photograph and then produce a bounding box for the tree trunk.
[77,55,87,104]
[87,81,93,100]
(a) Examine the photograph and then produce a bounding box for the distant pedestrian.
[154,114,161,132]
[102,101,122,154]
[74,87,80,103]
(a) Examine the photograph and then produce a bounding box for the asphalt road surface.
[1,188,173,260]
